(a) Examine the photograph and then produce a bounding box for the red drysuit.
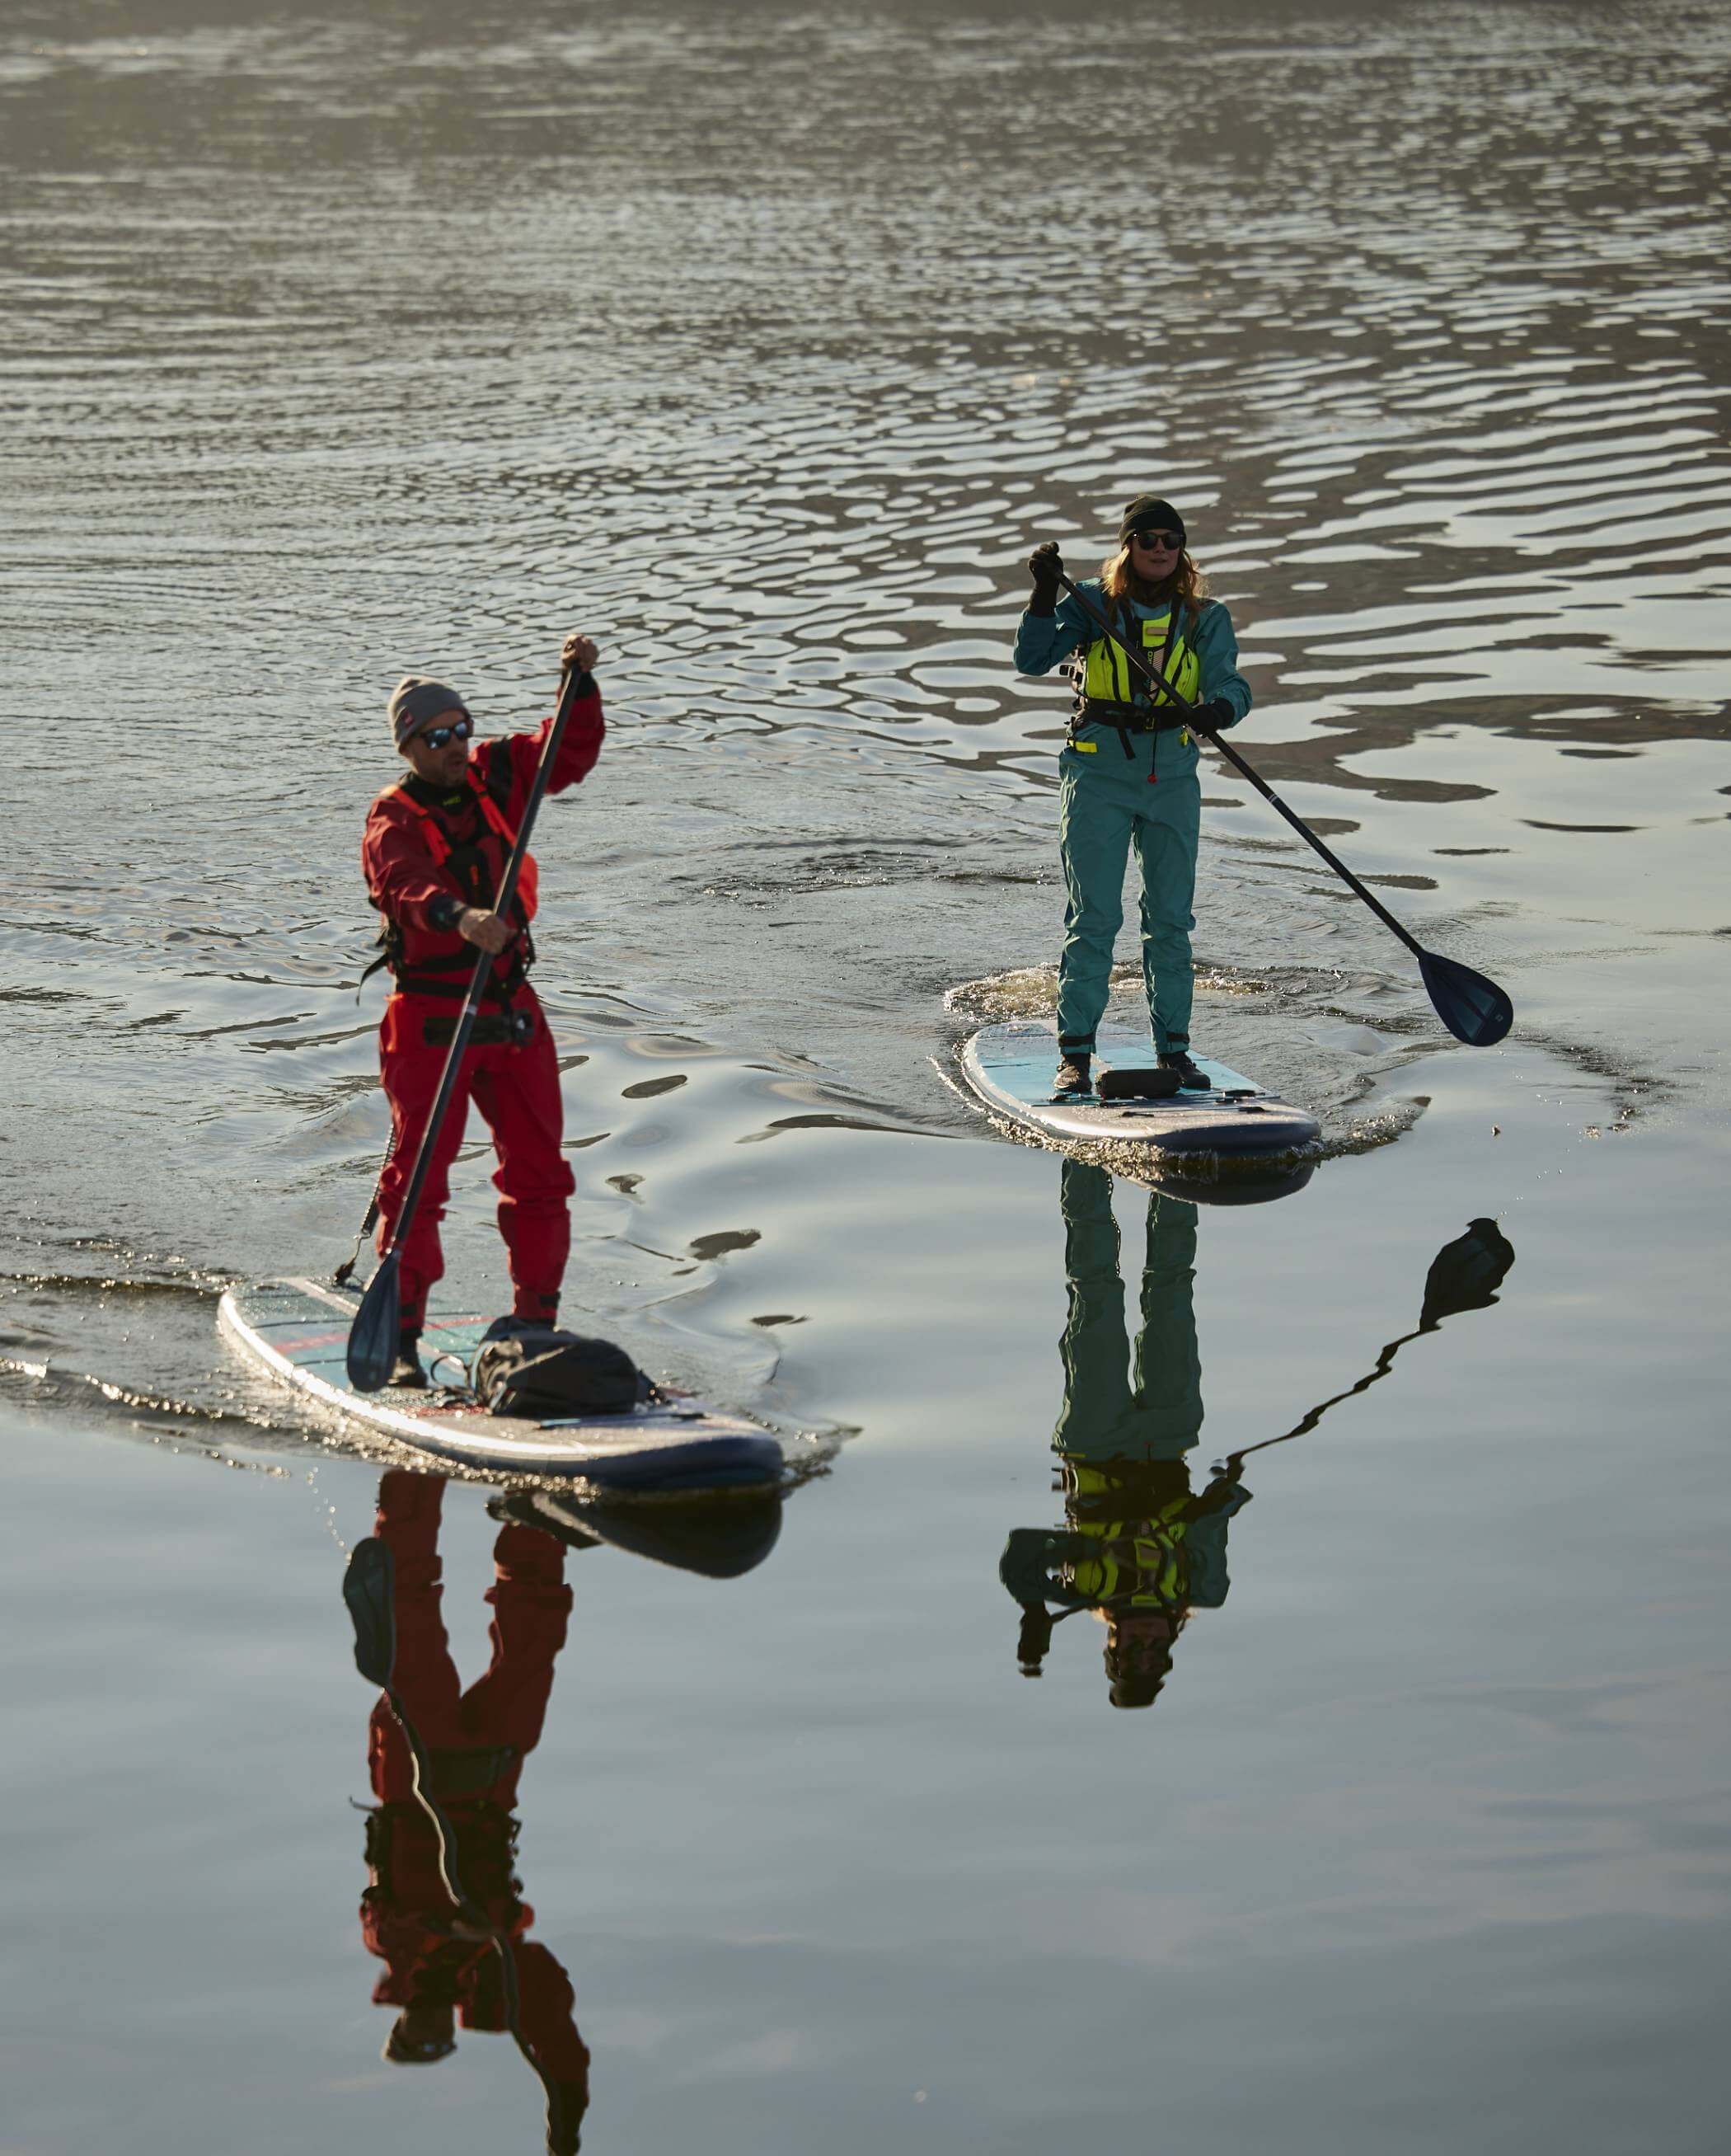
[361,688,604,1331]
[360,1472,589,2099]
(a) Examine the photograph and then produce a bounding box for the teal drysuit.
[998,1161,1250,1703]
[1053,1154,1205,1465]
[1015,581,1252,1055]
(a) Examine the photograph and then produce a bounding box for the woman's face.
[1128,526,1182,579]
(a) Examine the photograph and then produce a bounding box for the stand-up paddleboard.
[960,1020,1321,1158]
[219,1277,783,1490]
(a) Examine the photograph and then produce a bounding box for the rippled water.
[3,4,1729,2151]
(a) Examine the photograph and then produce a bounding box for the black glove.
[1026,541,1064,613]
[1193,697,1234,734]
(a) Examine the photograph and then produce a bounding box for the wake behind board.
[960,1020,1321,1158]
[220,1277,782,1490]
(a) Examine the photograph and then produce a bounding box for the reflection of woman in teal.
[1002,1159,1250,1709]
[1002,1165,1518,1709]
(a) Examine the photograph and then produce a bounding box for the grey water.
[3,2,1729,2149]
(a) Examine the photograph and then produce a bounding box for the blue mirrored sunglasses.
[416,716,473,750]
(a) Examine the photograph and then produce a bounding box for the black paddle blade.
[1418,948,1514,1047]
[1418,1218,1517,1332]
[346,1252,401,1393]
[342,1537,397,1689]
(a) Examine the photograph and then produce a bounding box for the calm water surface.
[2,3,1729,2150]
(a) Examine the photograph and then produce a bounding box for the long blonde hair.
[1100,545,1211,616]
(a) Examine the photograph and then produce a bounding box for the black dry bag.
[1096,1067,1182,1101]
[471,1327,645,1418]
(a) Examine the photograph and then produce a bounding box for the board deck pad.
[220,1277,783,1489]
[960,1020,1321,1157]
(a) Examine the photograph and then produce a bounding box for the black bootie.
[388,1330,428,1388]
[1053,1050,1093,1098]
[1158,1049,1208,1091]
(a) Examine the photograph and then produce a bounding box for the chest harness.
[366,763,540,1004]
[1068,596,1203,770]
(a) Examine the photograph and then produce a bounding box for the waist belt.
[428,1745,521,1798]
[421,1008,535,1049]
[1074,698,1189,736]
[391,949,531,1005]
[1071,698,1189,768]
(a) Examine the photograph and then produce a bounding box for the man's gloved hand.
[547,2076,590,2155]
[1192,697,1234,734]
[458,906,515,955]
[561,632,598,679]
[1027,541,1064,613]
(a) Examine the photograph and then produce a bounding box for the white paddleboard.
[220,1276,783,1489]
[960,1020,1321,1158]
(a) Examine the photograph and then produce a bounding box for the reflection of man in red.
[359,1469,589,2149]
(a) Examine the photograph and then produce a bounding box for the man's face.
[401,709,473,787]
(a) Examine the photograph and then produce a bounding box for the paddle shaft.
[378,665,588,1274]
[1054,571,1428,964]
[1226,1323,1420,1472]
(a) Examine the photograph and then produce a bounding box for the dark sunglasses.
[416,716,473,749]
[1130,528,1184,551]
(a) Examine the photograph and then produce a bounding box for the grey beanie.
[389,676,469,747]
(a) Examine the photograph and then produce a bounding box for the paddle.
[343,1534,576,2151]
[1224,1216,1515,1473]
[1052,570,1514,1047]
[347,663,589,1392]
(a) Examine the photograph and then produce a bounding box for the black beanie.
[389,677,469,747]
[1118,496,1186,548]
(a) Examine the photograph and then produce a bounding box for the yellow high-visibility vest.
[1077,602,1200,712]
[1061,1501,1192,1609]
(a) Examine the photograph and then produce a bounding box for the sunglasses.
[416,716,473,749]
[1130,529,1184,551]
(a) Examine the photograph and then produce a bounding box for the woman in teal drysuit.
[1014,495,1252,1097]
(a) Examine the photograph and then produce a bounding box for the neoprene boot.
[1159,1049,1208,1090]
[388,1330,428,1388]
[1054,1050,1093,1098]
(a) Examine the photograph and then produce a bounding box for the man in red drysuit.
[360,1469,589,2149]
[363,635,604,1384]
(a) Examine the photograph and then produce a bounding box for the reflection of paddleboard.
[219,1277,783,1490]
[960,1020,1321,1158]
[497,1486,785,1578]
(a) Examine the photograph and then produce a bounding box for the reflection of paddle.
[343,1536,574,2154]
[347,662,589,1392]
[1053,571,1514,1047]
[1225,1218,1515,1472]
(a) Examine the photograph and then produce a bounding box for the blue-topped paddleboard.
[960,1020,1320,1157]
[219,1276,783,1489]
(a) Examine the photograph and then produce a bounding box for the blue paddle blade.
[342,1537,397,1689]
[1419,948,1513,1047]
[346,1252,401,1393]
